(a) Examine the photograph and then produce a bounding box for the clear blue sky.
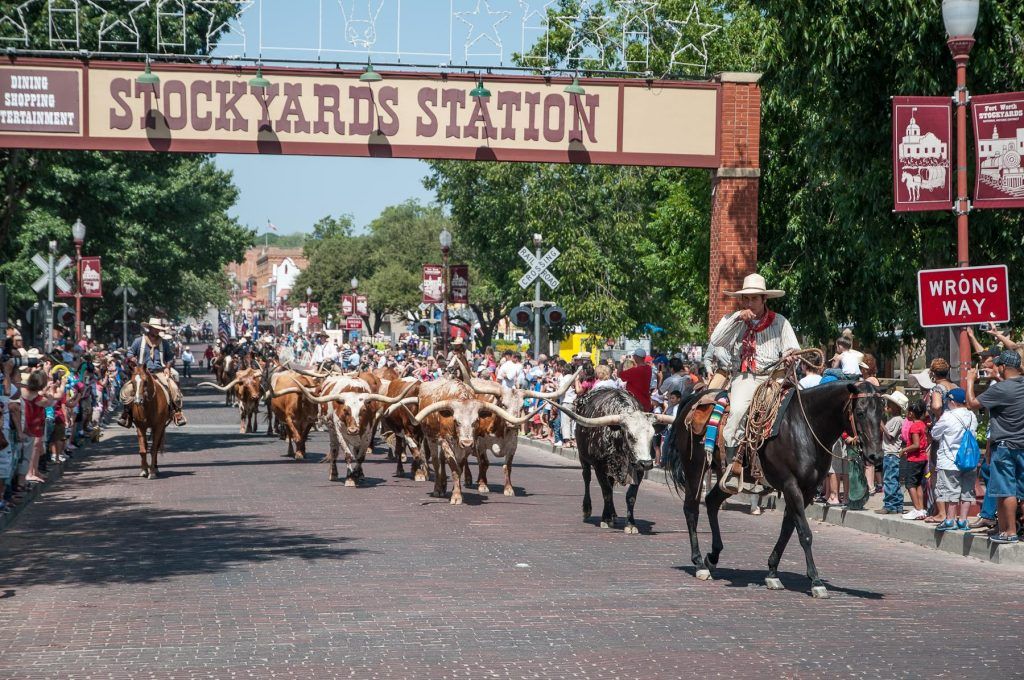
[212,0,555,233]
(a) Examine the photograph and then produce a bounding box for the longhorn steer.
[553,388,673,534]
[379,377,428,480]
[386,379,536,505]
[266,371,321,460]
[213,353,238,406]
[198,367,262,433]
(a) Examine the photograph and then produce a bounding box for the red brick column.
[708,72,762,330]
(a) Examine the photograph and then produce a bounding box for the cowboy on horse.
[707,273,800,494]
[117,318,187,428]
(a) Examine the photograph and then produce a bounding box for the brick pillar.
[708,72,762,331]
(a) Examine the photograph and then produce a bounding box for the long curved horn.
[520,367,582,400]
[649,413,676,425]
[410,399,461,426]
[267,387,303,398]
[466,378,503,397]
[284,361,328,379]
[198,378,240,392]
[384,396,420,417]
[549,402,624,428]
[478,400,539,426]
[296,381,346,404]
[364,380,418,405]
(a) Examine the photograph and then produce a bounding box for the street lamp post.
[943,0,979,385]
[350,277,359,342]
[306,285,313,333]
[439,228,452,355]
[71,218,86,342]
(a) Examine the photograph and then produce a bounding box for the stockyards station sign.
[0,58,721,167]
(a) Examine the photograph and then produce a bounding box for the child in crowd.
[930,388,979,532]
[900,400,930,520]
[876,391,908,515]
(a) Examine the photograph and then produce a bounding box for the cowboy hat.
[451,337,466,348]
[908,369,935,391]
[883,391,909,412]
[725,273,785,299]
[142,318,170,332]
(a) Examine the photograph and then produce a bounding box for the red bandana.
[739,310,776,373]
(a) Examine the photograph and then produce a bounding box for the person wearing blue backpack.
[967,350,1024,545]
[930,388,979,531]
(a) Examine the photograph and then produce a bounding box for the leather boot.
[720,446,743,494]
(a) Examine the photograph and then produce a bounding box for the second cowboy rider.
[707,273,800,494]
[117,318,188,428]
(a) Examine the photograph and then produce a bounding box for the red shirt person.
[619,348,653,412]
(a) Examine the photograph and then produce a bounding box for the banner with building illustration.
[972,92,1024,209]
[892,96,953,212]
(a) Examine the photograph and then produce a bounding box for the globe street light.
[71,218,86,342]
[350,278,360,341]
[305,285,313,332]
[439,229,452,355]
[943,0,979,384]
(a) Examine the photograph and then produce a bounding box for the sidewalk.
[0,436,94,533]
[521,435,1024,567]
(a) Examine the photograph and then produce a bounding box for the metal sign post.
[114,285,138,349]
[518,236,560,360]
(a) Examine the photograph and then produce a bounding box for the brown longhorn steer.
[379,377,427,480]
[385,379,535,505]
[278,372,413,485]
[199,367,263,433]
[266,371,321,460]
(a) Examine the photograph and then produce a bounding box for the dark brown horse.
[665,381,885,598]
[128,364,172,479]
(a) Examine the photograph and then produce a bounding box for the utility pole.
[47,240,56,354]
[533,233,543,360]
[113,285,137,349]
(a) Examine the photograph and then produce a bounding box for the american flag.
[267,219,278,232]
[218,311,231,345]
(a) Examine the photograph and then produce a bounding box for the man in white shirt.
[706,273,800,493]
[497,352,524,389]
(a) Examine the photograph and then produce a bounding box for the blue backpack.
[954,414,981,471]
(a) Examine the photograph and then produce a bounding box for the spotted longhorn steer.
[553,388,673,534]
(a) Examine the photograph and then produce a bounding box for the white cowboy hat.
[883,391,909,412]
[451,337,465,348]
[142,318,170,332]
[725,273,785,299]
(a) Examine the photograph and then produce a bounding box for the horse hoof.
[504,487,515,497]
[139,471,148,478]
[624,524,639,535]
[329,474,339,482]
[599,521,612,529]
[477,484,489,494]
[147,472,157,480]
[811,586,830,599]
[450,496,463,506]
[765,577,784,590]
[695,569,713,581]
[414,472,428,482]
[344,478,357,487]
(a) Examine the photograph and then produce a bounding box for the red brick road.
[1,377,1022,679]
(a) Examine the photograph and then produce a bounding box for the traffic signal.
[55,306,75,330]
[509,306,533,328]
[413,320,433,337]
[543,306,566,327]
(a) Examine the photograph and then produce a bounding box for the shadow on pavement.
[0,496,361,589]
[672,565,884,599]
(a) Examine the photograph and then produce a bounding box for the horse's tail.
[662,393,707,497]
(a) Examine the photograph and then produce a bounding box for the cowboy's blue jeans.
[882,455,903,512]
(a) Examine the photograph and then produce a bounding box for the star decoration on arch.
[456,0,512,61]
[663,1,721,76]
[555,0,616,69]
[85,0,149,51]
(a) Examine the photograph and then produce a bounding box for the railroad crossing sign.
[518,246,560,290]
[113,285,137,297]
[31,253,72,294]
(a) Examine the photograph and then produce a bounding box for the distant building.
[226,246,308,310]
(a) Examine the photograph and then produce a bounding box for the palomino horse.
[128,364,172,479]
[665,380,885,598]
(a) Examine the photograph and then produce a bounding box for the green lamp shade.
[249,66,271,90]
[136,62,159,86]
[360,64,383,82]
[470,79,491,99]
[564,77,585,96]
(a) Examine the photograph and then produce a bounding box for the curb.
[520,436,1024,567]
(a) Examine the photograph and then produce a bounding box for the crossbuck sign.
[518,247,560,290]
[31,253,72,294]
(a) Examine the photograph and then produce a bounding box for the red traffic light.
[510,306,533,328]
[543,306,566,326]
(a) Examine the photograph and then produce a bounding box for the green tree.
[1,2,250,340]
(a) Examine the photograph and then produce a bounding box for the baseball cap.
[993,350,1022,368]
[632,347,647,358]
[946,388,967,403]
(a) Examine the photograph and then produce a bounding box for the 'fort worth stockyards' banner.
[0,58,721,168]
[972,92,1024,209]
[892,96,952,213]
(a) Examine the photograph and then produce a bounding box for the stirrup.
[719,463,744,495]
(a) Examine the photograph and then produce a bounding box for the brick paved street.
[1,377,1022,679]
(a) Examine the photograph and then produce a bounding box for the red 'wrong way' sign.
[918,265,1010,328]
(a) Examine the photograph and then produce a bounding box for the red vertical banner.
[355,294,369,316]
[449,265,469,303]
[79,256,103,298]
[340,294,355,316]
[892,96,953,212]
[972,92,1024,208]
[422,264,443,304]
